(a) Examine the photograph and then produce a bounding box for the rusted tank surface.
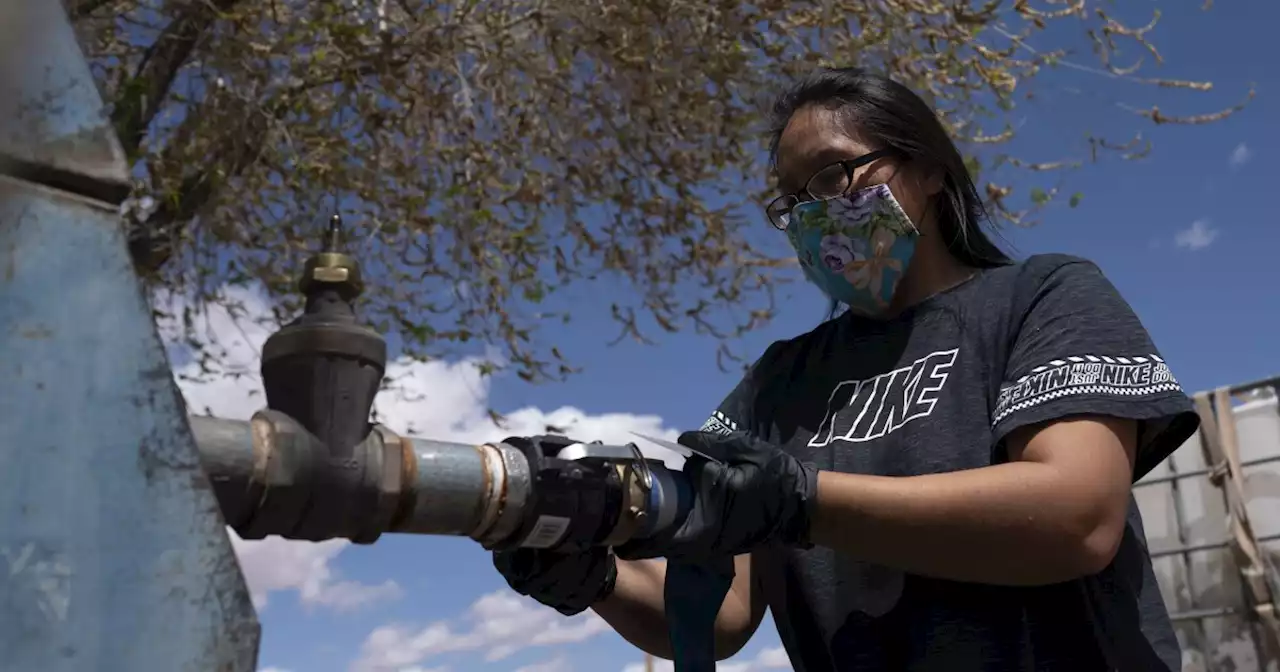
[0,1,260,670]
[1135,381,1280,672]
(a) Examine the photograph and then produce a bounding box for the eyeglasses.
[765,149,898,230]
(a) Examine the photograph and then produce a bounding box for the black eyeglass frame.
[765,148,900,231]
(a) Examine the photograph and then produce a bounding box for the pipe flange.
[354,425,410,544]
[601,463,647,547]
[469,444,507,544]
[238,410,321,540]
[475,442,532,549]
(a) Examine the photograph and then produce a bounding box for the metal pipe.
[1162,451,1216,670]
[1149,532,1280,559]
[1134,453,1280,487]
[1169,606,1240,623]
[190,413,691,551]
[188,415,262,529]
[1226,375,1280,397]
[390,436,532,544]
[192,411,514,544]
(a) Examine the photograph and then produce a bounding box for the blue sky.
[478,1,1277,420]
[177,3,1277,671]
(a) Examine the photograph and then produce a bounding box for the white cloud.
[620,646,792,672]
[1229,143,1252,168]
[167,286,684,463]
[752,647,792,668]
[258,668,293,672]
[515,654,572,672]
[1173,219,1219,251]
[621,658,673,672]
[370,356,684,465]
[351,590,610,671]
[227,533,401,612]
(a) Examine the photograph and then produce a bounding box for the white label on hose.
[521,515,571,549]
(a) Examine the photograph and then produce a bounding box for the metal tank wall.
[1134,385,1280,672]
[0,1,260,670]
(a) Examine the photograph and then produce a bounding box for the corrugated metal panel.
[1136,389,1280,672]
[0,1,260,670]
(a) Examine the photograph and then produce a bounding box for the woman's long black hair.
[767,67,1013,272]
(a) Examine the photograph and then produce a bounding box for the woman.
[494,67,1198,671]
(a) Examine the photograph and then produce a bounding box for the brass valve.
[299,215,363,298]
[258,212,388,542]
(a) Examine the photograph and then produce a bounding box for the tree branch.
[66,0,119,20]
[128,56,413,275]
[110,0,243,161]
[129,94,276,274]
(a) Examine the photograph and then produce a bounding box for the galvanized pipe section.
[188,415,262,528]
[394,438,532,545]
[191,413,525,545]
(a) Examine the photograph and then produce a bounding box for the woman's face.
[773,105,940,231]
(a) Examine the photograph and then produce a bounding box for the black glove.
[492,546,617,616]
[616,430,818,562]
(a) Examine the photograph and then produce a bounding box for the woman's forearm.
[592,555,760,660]
[808,462,1121,586]
[592,559,673,657]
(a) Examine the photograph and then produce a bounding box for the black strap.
[667,557,735,672]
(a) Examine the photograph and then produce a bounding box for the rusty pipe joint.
[196,412,534,547]
[209,410,408,544]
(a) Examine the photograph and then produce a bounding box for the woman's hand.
[493,546,617,616]
[617,431,818,562]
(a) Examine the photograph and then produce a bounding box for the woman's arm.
[593,554,765,660]
[808,414,1138,586]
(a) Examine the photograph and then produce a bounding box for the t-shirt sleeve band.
[993,353,1182,426]
[991,258,1199,479]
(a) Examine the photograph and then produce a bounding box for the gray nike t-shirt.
[702,254,1199,671]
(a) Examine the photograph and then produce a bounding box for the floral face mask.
[785,183,919,317]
